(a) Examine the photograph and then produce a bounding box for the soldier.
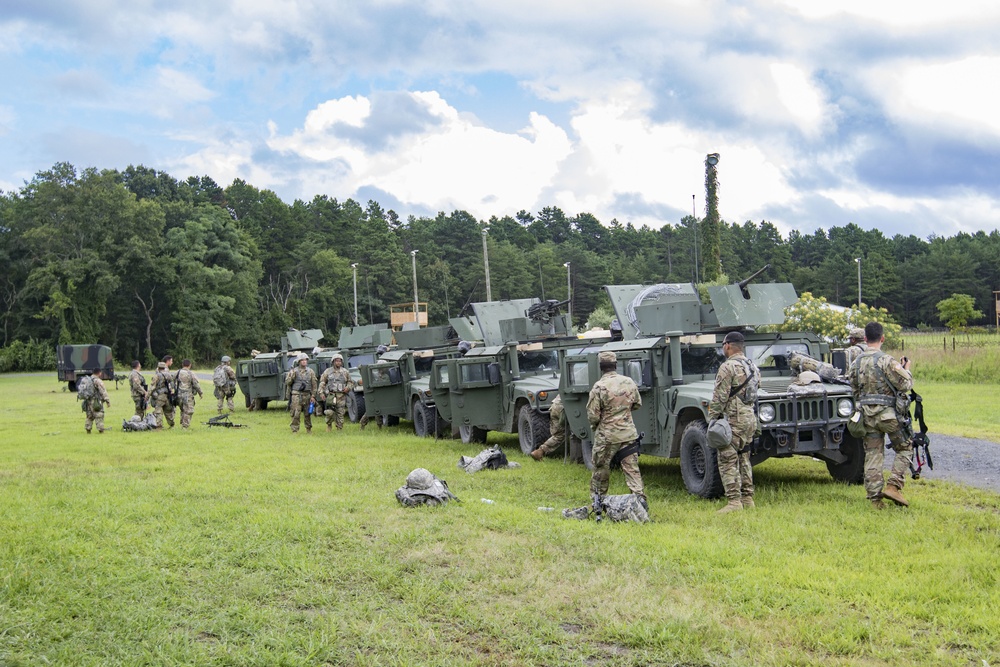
[213,355,238,413]
[148,356,177,429]
[844,327,868,368]
[285,353,318,433]
[175,359,203,429]
[319,353,354,432]
[530,394,565,460]
[849,321,914,509]
[128,360,148,418]
[587,350,646,509]
[359,344,389,431]
[83,369,111,434]
[709,331,760,514]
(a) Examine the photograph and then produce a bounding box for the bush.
[0,339,57,373]
[764,292,901,347]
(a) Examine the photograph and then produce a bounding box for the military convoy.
[556,277,862,497]
[235,329,325,410]
[57,344,117,391]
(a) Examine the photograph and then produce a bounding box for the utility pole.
[855,257,862,306]
[481,227,492,301]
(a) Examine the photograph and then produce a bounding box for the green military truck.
[359,318,480,436]
[235,329,325,410]
[332,324,396,422]
[57,344,116,391]
[429,298,607,452]
[557,278,862,498]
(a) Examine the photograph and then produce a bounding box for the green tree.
[936,293,983,331]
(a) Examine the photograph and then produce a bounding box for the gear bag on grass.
[395,468,460,507]
[458,445,516,474]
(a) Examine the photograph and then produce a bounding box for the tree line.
[1,162,997,364]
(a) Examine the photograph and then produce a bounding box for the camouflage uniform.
[587,364,645,501]
[148,364,177,428]
[175,368,203,429]
[214,363,237,413]
[849,349,914,501]
[709,352,759,505]
[129,368,148,417]
[84,375,110,433]
[844,341,868,369]
[533,395,566,456]
[285,365,318,433]
[319,365,354,430]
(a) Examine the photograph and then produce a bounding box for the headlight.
[837,398,853,417]
[758,404,775,423]
[538,391,548,401]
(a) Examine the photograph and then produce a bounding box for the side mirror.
[487,363,502,386]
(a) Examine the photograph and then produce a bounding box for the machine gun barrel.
[737,264,771,298]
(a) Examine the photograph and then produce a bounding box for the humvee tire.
[413,400,429,437]
[459,423,488,444]
[517,406,550,455]
[680,420,724,498]
[580,438,595,471]
[826,434,865,484]
[347,393,364,422]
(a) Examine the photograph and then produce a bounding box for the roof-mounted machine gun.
[737,264,771,299]
[527,299,569,325]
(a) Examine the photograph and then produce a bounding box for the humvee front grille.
[775,398,835,424]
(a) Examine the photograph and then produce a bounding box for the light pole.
[350,263,359,326]
[563,262,572,324]
[691,194,699,283]
[481,227,492,301]
[855,257,862,307]
[411,250,419,324]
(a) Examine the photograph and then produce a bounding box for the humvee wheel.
[244,393,252,409]
[517,406,550,455]
[347,393,365,422]
[459,423,488,444]
[383,415,400,427]
[413,401,428,437]
[826,434,865,484]
[581,438,595,471]
[68,380,77,392]
[680,420,724,498]
[252,398,268,411]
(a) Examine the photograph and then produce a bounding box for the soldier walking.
[587,351,646,510]
[128,360,148,418]
[149,356,177,429]
[319,353,353,431]
[82,369,111,434]
[530,394,565,460]
[709,331,760,514]
[175,359,203,429]
[285,353,318,433]
[213,355,238,413]
[849,321,914,509]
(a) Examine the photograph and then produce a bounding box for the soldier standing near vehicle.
[319,353,354,432]
[285,353,318,433]
[849,321,914,509]
[587,351,646,509]
[128,360,148,418]
[82,369,111,434]
[844,328,868,368]
[175,359,203,429]
[149,357,177,429]
[709,331,760,514]
[530,394,565,460]
[213,356,238,413]
[359,344,389,431]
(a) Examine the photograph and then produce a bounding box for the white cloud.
[769,63,828,138]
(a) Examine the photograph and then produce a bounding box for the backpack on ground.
[77,375,95,401]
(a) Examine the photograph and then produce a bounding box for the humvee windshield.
[348,354,375,369]
[746,342,809,370]
[413,355,435,374]
[517,350,558,372]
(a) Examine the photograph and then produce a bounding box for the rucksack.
[213,365,228,389]
[77,375,95,401]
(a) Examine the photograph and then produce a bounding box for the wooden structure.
[389,302,428,330]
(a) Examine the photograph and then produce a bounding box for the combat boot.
[881,485,909,507]
[530,448,545,461]
[741,496,755,509]
[327,425,332,432]
[717,498,743,514]
[871,498,886,510]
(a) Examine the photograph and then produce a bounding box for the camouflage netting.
[561,494,650,523]
[395,468,459,507]
[458,445,521,474]
[122,414,158,432]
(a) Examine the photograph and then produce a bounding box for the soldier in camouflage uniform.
[128,360,148,418]
[709,331,760,514]
[319,353,354,432]
[175,359,203,429]
[84,369,111,434]
[214,356,238,413]
[849,321,914,509]
[148,356,177,429]
[844,327,868,368]
[530,394,565,460]
[285,353,318,433]
[587,351,646,504]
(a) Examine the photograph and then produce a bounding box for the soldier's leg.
[536,424,565,456]
[227,394,235,412]
[589,441,618,497]
[134,398,145,418]
[181,399,194,428]
[863,432,886,500]
[163,402,175,428]
[885,426,913,491]
[95,408,105,433]
[735,437,754,500]
[335,403,345,430]
[619,452,646,501]
[717,445,741,500]
[217,391,224,413]
[289,394,302,432]
[85,405,95,433]
[359,412,370,430]
[303,396,313,432]
[152,398,164,428]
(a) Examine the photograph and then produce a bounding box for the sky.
[2,0,1000,240]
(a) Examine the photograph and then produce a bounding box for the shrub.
[0,339,58,373]
[764,292,901,347]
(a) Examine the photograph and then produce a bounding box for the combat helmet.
[221,355,231,363]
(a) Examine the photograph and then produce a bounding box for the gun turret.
[737,264,771,299]
[527,299,569,324]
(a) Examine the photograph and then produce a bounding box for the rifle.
[592,493,604,523]
[907,390,932,479]
[204,414,247,428]
[113,373,129,390]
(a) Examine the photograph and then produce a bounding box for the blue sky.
[2,1,999,239]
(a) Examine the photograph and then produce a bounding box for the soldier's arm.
[318,372,328,397]
[586,387,602,430]
[886,358,914,393]
[707,363,732,418]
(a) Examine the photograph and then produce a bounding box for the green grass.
[2,375,1000,666]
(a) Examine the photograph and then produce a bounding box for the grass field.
[2,375,999,666]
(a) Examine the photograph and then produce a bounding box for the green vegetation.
[2,375,999,666]
[936,294,984,331]
[767,292,901,347]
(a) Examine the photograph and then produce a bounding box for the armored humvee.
[57,344,116,391]
[429,298,608,452]
[358,317,479,436]
[235,329,324,410]
[332,324,395,422]
[558,278,863,498]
